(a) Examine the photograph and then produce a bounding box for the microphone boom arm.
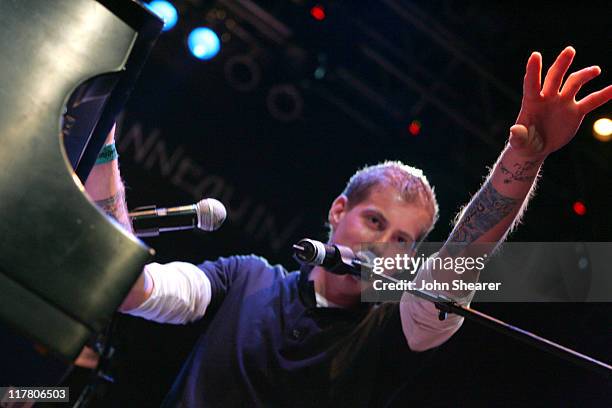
[293,238,612,378]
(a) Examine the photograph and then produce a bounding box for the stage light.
[573,201,586,216]
[314,66,326,79]
[408,120,421,136]
[593,117,612,142]
[147,1,178,31]
[310,5,326,21]
[188,27,221,60]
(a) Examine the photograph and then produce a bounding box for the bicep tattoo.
[94,189,132,231]
[95,192,123,218]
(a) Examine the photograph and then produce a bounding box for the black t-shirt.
[162,255,433,407]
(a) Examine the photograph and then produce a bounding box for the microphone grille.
[196,198,227,231]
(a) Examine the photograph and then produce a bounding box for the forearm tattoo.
[94,191,123,217]
[449,182,518,246]
[94,189,132,231]
[500,160,539,184]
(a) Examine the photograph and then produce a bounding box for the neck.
[310,266,361,308]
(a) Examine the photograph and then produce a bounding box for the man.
[86,47,611,406]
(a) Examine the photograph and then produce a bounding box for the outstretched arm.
[401,47,612,351]
[447,46,612,250]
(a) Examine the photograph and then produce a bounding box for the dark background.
[108,1,612,406]
[4,0,612,406]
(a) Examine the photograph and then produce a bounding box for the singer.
[86,47,611,406]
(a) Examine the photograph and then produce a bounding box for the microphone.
[292,238,368,276]
[129,198,227,237]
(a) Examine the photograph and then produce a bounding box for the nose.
[380,232,415,256]
[359,231,394,256]
[379,230,397,244]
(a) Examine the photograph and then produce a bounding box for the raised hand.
[509,46,612,159]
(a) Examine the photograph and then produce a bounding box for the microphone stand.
[350,258,612,378]
[72,317,118,408]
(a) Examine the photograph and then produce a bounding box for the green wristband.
[95,143,118,165]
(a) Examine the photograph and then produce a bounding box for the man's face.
[327,183,433,295]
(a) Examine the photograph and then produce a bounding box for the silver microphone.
[129,198,227,237]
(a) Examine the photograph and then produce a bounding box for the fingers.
[523,52,542,99]
[542,46,575,96]
[509,124,544,154]
[577,84,612,114]
[561,66,601,100]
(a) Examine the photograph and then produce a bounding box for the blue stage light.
[147,1,178,32]
[187,28,221,60]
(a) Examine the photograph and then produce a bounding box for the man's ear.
[328,195,348,229]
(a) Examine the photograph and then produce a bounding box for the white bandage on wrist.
[126,262,212,324]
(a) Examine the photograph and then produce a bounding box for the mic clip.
[292,238,368,277]
[128,205,160,237]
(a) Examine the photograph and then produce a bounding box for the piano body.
[0,0,161,370]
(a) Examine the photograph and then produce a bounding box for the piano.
[0,0,162,386]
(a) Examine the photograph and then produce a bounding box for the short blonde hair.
[338,161,439,241]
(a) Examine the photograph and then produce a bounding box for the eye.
[367,215,382,228]
[396,235,415,247]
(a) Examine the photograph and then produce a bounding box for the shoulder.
[194,254,291,306]
[202,253,286,271]
[196,254,289,283]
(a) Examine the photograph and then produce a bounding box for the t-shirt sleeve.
[196,256,240,309]
[125,255,281,325]
[197,254,274,309]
